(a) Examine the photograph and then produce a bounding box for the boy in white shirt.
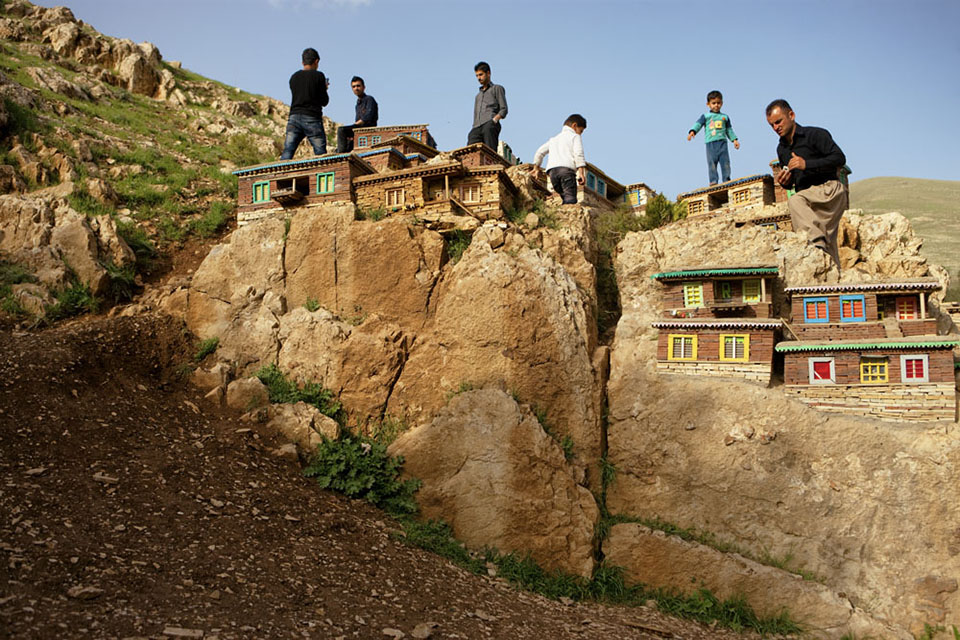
[529,114,587,205]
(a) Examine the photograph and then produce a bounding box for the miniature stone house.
[353,124,436,150]
[679,174,775,218]
[777,337,958,422]
[497,140,520,165]
[777,278,957,422]
[621,182,656,212]
[234,154,376,225]
[582,163,625,208]
[650,266,782,385]
[783,280,941,340]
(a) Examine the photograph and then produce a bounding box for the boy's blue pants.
[705,140,731,184]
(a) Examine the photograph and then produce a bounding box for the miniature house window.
[627,191,640,206]
[839,295,866,322]
[687,200,705,215]
[252,181,270,203]
[668,334,697,360]
[900,354,929,383]
[717,282,732,301]
[371,135,381,144]
[877,304,886,320]
[357,136,368,147]
[860,356,888,384]
[411,132,422,141]
[719,334,749,361]
[386,188,405,207]
[682,283,704,308]
[316,172,335,194]
[895,296,917,320]
[460,183,481,203]
[586,173,596,191]
[597,179,606,197]
[731,189,749,204]
[803,297,829,323]
[808,357,836,384]
[742,280,761,304]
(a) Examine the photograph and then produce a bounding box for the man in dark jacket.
[467,61,507,149]
[280,48,329,159]
[767,99,848,271]
[336,76,379,153]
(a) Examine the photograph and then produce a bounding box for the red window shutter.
[905,358,924,379]
[853,300,863,317]
[813,361,832,380]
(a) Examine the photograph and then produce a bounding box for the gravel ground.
[0,314,780,639]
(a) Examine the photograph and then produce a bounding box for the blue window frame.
[597,179,606,197]
[411,131,422,140]
[803,297,830,323]
[839,294,866,322]
[357,136,368,147]
[586,172,596,190]
[371,135,381,144]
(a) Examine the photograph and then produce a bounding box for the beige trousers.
[788,179,849,268]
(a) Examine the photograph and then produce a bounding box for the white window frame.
[808,357,836,384]
[899,354,929,384]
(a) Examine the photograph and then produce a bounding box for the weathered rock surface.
[265,401,340,454]
[388,232,606,487]
[605,523,906,639]
[605,212,959,632]
[389,389,598,577]
[225,377,269,411]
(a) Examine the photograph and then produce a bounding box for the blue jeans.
[281,113,327,159]
[705,140,730,184]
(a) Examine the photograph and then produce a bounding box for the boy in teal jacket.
[687,90,740,184]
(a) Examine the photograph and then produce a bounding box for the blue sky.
[39,0,960,198]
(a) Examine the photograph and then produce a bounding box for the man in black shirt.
[335,76,379,153]
[766,99,848,271]
[280,48,330,160]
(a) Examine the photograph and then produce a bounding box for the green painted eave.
[651,267,780,280]
[776,339,960,353]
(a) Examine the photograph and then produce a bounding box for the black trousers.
[467,120,501,149]
[548,167,578,204]
[336,125,356,153]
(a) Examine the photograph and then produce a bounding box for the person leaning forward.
[467,61,507,149]
[280,48,329,159]
[336,76,378,153]
[766,99,848,272]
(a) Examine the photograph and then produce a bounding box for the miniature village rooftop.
[232,153,376,178]
[651,319,782,329]
[775,336,959,353]
[677,174,771,200]
[651,265,779,280]
[783,278,943,295]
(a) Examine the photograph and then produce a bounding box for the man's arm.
[572,134,586,169]
[531,140,550,168]
[318,73,329,107]
[356,96,377,126]
[687,114,706,141]
[492,85,507,122]
[803,128,845,171]
[727,118,739,149]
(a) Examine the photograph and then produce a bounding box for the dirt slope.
[0,314,768,640]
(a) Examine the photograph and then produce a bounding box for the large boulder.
[265,401,340,454]
[49,209,109,295]
[605,212,959,631]
[387,232,607,487]
[116,52,158,97]
[389,389,599,577]
[284,207,444,331]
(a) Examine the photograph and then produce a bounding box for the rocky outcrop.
[605,523,906,639]
[389,389,599,577]
[605,212,959,632]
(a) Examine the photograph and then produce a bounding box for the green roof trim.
[776,340,960,353]
[651,267,780,280]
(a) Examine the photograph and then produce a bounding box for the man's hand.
[577,167,586,185]
[775,168,792,186]
[733,140,740,150]
[687,131,695,141]
[787,152,806,171]
[492,114,501,123]
[528,164,542,177]
[354,119,364,125]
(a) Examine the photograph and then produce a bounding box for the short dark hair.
[301,48,319,65]
[564,114,587,129]
[474,61,491,73]
[707,90,722,102]
[765,99,792,115]
[351,76,364,86]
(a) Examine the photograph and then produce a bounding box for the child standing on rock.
[529,114,587,205]
[687,90,739,185]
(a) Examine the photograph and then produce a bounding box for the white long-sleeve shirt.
[533,125,586,171]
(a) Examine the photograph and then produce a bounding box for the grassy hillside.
[850,176,960,300]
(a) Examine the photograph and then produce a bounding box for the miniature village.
[233,125,959,424]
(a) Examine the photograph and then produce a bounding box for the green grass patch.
[115,220,157,271]
[304,298,320,312]
[193,337,219,362]
[223,133,272,167]
[357,207,386,221]
[101,260,137,303]
[445,380,475,401]
[189,201,232,238]
[0,261,37,286]
[44,280,99,323]
[445,230,471,264]
[254,364,342,420]
[3,97,47,145]
[66,182,114,217]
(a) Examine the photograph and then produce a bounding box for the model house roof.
[678,174,771,199]
[352,161,464,186]
[651,266,779,281]
[232,154,376,178]
[775,336,959,353]
[448,142,511,166]
[584,162,625,194]
[369,134,439,158]
[624,182,653,191]
[652,319,782,330]
[783,279,942,295]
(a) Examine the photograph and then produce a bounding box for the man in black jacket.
[336,76,379,153]
[767,99,848,271]
[281,48,329,159]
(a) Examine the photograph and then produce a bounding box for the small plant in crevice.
[254,364,342,421]
[303,432,421,515]
[193,337,219,362]
[357,207,386,222]
[101,260,138,303]
[445,380,475,402]
[445,229,471,264]
[560,435,575,461]
[115,220,157,272]
[44,280,99,323]
[303,298,320,312]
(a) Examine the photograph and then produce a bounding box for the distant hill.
[849,177,960,299]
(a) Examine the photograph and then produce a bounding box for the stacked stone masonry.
[783,383,956,422]
[656,361,772,385]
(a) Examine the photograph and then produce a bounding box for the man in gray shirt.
[467,61,507,149]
